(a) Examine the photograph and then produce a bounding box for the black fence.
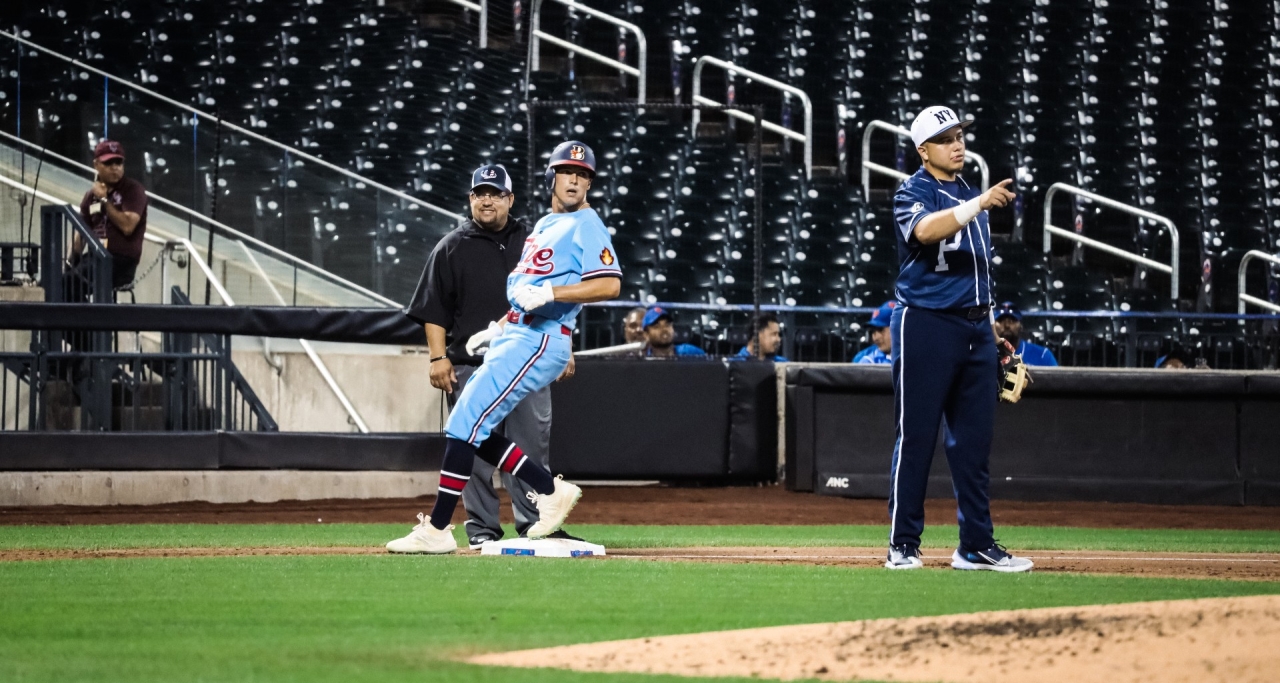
[0,289,275,433]
[40,204,114,304]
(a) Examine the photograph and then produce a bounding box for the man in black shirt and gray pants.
[405,164,576,549]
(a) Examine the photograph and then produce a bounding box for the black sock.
[476,434,555,496]
[429,438,476,530]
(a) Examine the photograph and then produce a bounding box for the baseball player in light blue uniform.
[387,141,621,554]
[883,106,1032,573]
[852,301,896,365]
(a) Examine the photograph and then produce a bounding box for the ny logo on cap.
[569,145,586,160]
[933,109,955,124]
[482,168,497,179]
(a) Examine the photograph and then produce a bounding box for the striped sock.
[429,438,475,529]
[477,434,555,496]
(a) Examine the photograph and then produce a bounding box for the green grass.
[2,553,1278,683]
[2,523,1279,554]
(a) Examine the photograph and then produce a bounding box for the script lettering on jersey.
[515,239,556,276]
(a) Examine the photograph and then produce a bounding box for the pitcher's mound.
[469,594,1280,682]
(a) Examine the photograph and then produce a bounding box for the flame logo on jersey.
[600,248,614,266]
[569,145,586,161]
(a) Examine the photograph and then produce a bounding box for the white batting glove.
[512,281,555,311]
[465,321,503,357]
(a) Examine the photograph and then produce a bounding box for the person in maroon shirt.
[74,139,148,290]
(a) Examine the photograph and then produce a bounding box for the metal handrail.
[528,0,648,103]
[0,130,399,308]
[0,30,465,223]
[444,0,489,48]
[1042,182,1180,302]
[0,173,370,432]
[860,119,989,199]
[690,56,813,178]
[234,242,369,433]
[1238,249,1280,315]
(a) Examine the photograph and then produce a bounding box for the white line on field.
[610,553,1279,563]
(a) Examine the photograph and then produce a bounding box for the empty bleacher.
[3,0,1278,365]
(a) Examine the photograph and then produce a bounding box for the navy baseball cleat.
[951,543,1033,573]
[884,544,924,570]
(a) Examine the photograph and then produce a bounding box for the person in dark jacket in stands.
[404,164,579,549]
[73,139,149,292]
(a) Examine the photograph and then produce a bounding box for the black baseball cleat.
[951,543,1034,573]
[467,532,500,551]
[545,529,585,542]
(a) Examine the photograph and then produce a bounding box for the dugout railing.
[575,301,1280,370]
[0,286,276,433]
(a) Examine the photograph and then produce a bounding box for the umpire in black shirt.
[405,164,576,549]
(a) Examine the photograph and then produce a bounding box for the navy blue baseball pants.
[888,305,997,552]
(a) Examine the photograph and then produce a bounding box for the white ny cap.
[909,106,973,147]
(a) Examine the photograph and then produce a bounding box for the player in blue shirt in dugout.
[641,305,707,358]
[852,301,896,365]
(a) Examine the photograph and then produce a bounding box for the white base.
[479,537,606,558]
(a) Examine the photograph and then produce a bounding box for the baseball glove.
[996,338,1031,403]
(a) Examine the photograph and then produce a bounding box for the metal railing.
[445,0,489,48]
[1238,249,1280,315]
[39,205,113,305]
[0,130,398,308]
[4,177,368,433]
[232,241,370,433]
[691,56,813,178]
[574,301,1280,369]
[1042,183,1180,303]
[0,30,465,224]
[1,333,276,432]
[860,119,990,199]
[527,0,648,103]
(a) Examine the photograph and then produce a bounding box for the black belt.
[935,305,991,321]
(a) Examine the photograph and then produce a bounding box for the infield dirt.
[470,594,1280,683]
[3,545,1277,581]
[3,485,1277,529]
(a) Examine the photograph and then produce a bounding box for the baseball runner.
[387,141,621,554]
[883,106,1033,572]
[403,163,582,550]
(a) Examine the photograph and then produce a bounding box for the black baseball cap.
[470,164,513,194]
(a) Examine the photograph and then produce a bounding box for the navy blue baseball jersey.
[892,167,993,309]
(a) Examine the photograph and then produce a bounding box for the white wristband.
[952,197,981,225]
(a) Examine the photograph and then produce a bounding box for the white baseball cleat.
[884,545,924,570]
[525,476,582,539]
[951,544,1033,573]
[385,513,458,554]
